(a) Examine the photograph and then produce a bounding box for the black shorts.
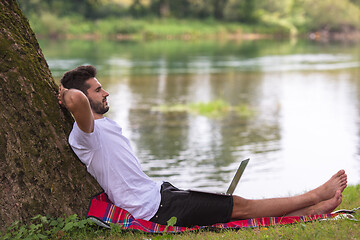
[149,182,233,227]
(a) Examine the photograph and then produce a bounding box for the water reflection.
[110,69,283,192]
[43,39,360,199]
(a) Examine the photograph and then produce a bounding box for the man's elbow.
[65,90,89,113]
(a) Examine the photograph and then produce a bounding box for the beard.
[89,97,109,115]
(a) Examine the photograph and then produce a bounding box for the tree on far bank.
[0,0,101,231]
[16,0,360,35]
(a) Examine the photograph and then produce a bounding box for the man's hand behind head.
[58,84,69,107]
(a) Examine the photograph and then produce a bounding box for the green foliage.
[152,100,254,118]
[163,216,178,232]
[188,100,231,117]
[28,13,72,37]
[302,0,360,31]
[17,0,112,19]
[167,216,178,227]
[95,18,145,35]
[223,0,258,23]
[142,18,220,39]
[18,0,360,38]
[1,214,95,239]
[350,0,360,7]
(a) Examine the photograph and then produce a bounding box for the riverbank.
[29,16,360,42]
[2,185,359,239]
[30,17,285,40]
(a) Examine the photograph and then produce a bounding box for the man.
[58,65,347,227]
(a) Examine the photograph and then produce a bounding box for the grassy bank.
[28,15,360,42]
[18,0,360,41]
[2,185,359,239]
[27,15,291,40]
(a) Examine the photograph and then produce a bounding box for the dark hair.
[60,65,97,95]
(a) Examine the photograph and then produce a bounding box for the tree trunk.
[0,0,101,230]
[159,0,170,18]
[213,0,228,20]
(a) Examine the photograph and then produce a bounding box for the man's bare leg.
[231,170,347,220]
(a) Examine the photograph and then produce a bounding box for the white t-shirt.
[69,117,161,220]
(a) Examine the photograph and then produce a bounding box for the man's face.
[85,78,109,115]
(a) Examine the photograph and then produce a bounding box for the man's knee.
[231,195,251,219]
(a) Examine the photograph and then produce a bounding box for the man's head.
[61,65,109,115]
[61,65,96,95]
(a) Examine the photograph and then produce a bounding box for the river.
[41,38,360,199]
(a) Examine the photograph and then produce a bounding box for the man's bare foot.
[310,170,347,203]
[287,190,343,216]
[309,190,343,215]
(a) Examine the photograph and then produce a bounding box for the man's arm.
[58,85,94,133]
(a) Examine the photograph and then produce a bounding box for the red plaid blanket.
[87,192,337,233]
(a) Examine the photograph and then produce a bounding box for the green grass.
[152,99,255,118]
[2,185,359,239]
[27,15,288,40]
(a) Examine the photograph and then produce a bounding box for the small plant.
[1,214,95,240]
[151,217,178,240]
[152,100,254,118]
[165,216,177,231]
[188,99,231,117]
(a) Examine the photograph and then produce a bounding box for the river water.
[41,38,360,199]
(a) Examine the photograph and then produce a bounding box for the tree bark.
[0,0,101,230]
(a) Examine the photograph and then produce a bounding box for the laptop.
[226,158,249,195]
[189,158,250,195]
